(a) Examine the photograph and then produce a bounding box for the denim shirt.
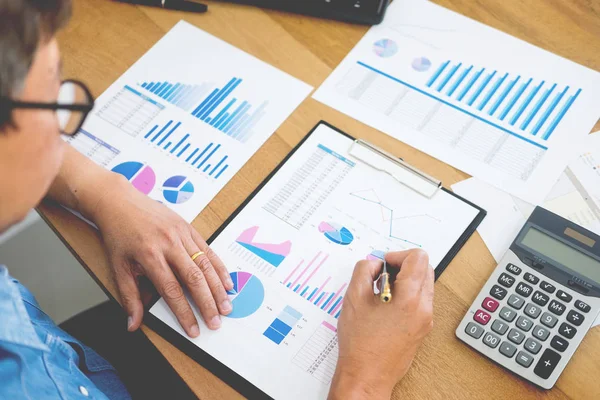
[0,266,131,399]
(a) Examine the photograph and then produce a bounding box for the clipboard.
[145,121,487,400]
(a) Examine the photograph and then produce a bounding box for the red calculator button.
[474,309,491,325]
[482,297,499,312]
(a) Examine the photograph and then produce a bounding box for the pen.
[378,260,392,303]
[117,0,208,13]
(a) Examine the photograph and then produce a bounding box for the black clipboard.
[145,121,487,400]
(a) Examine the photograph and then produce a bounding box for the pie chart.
[412,57,432,72]
[367,250,386,261]
[373,39,398,58]
[163,175,194,204]
[318,221,354,246]
[226,272,265,319]
[111,161,155,195]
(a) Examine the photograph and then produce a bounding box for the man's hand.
[329,250,434,399]
[89,175,234,338]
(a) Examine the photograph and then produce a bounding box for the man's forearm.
[46,144,123,221]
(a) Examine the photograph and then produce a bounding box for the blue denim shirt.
[0,266,131,399]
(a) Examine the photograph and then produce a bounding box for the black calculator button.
[532,325,550,341]
[507,328,525,344]
[465,322,485,339]
[490,285,508,300]
[540,281,556,293]
[516,316,534,332]
[534,349,561,379]
[498,273,516,288]
[482,332,501,349]
[566,310,584,326]
[491,319,509,335]
[523,273,539,285]
[524,337,542,354]
[524,303,541,319]
[556,290,572,303]
[499,307,517,322]
[516,351,534,368]
[558,322,577,339]
[532,291,549,306]
[506,263,522,275]
[575,300,591,313]
[515,282,533,297]
[499,341,517,358]
[550,335,569,352]
[548,300,566,316]
[540,312,558,328]
[507,294,525,310]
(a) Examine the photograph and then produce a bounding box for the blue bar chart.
[143,120,230,180]
[139,81,208,113]
[97,85,164,137]
[425,60,582,140]
[190,77,268,143]
[263,306,303,345]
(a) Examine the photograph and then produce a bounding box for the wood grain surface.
[40,0,600,398]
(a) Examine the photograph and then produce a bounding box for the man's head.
[0,0,71,232]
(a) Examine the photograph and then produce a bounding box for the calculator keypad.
[457,258,600,389]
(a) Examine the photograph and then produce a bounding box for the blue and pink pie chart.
[373,39,398,58]
[162,175,195,204]
[226,272,265,319]
[111,161,156,195]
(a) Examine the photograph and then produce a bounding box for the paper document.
[66,21,312,222]
[313,0,600,204]
[150,123,482,399]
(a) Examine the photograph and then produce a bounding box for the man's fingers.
[142,253,200,338]
[190,228,233,291]
[114,264,144,332]
[348,260,383,298]
[171,248,224,330]
[391,249,430,299]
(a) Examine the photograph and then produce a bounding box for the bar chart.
[425,60,582,141]
[263,306,303,345]
[190,77,268,143]
[281,251,347,319]
[65,129,120,167]
[292,321,338,384]
[139,80,209,113]
[97,85,165,137]
[142,120,230,180]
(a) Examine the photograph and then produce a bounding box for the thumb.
[115,267,144,332]
[348,260,383,298]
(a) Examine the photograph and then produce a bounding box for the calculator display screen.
[521,227,600,283]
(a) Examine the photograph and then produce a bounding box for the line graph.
[349,189,441,247]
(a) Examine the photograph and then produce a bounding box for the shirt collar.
[0,266,49,352]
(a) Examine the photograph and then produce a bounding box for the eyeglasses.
[2,79,94,136]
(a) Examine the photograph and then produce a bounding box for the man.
[0,0,434,398]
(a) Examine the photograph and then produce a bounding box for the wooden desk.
[42,0,600,398]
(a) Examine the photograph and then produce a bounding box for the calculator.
[456,207,600,389]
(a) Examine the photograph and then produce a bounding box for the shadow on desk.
[60,301,197,400]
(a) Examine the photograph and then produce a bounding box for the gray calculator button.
[516,315,534,332]
[507,328,525,344]
[491,320,509,335]
[507,294,525,310]
[499,307,517,322]
[516,351,534,368]
[532,325,550,341]
[524,303,542,319]
[540,312,558,328]
[465,322,485,339]
[499,341,517,358]
[524,337,542,354]
[483,332,501,348]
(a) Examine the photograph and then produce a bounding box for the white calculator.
[456,207,600,389]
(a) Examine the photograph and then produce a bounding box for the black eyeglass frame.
[1,79,95,135]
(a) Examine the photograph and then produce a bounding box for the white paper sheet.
[313,0,600,204]
[65,21,312,222]
[151,123,482,399]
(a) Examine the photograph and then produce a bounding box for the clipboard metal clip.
[349,139,442,198]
